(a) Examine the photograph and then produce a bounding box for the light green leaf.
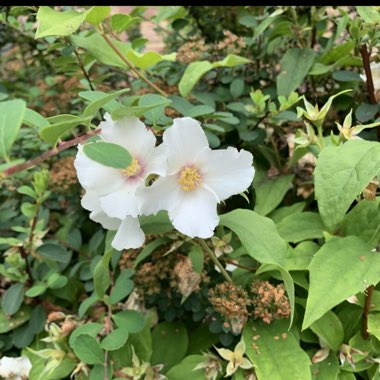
[314,140,380,231]
[78,293,99,318]
[178,61,214,98]
[165,355,205,380]
[179,55,251,97]
[23,108,49,129]
[253,172,294,216]
[110,14,140,33]
[69,322,103,347]
[111,99,171,120]
[139,211,173,234]
[35,6,91,38]
[0,99,26,161]
[1,283,24,315]
[112,310,145,334]
[85,6,110,26]
[276,212,325,243]
[151,322,189,372]
[311,351,340,380]
[284,241,318,271]
[356,6,380,23]
[138,94,168,124]
[100,328,129,351]
[82,89,129,118]
[309,311,344,350]
[243,320,311,380]
[109,271,134,304]
[220,209,287,266]
[72,33,175,69]
[303,236,380,330]
[83,141,132,169]
[72,334,104,365]
[342,198,380,249]
[39,115,91,146]
[79,90,122,113]
[277,48,316,97]
[368,313,380,340]
[93,248,115,299]
[25,283,47,298]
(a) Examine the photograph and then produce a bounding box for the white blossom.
[0,356,32,380]
[74,113,166,250]
[142,117,255,238]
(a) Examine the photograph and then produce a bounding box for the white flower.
[360,62,380,101]
[74,113,166,250]
[0,356,32,380]
[142,117,254,238]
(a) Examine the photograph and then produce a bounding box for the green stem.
[197,239,234,285]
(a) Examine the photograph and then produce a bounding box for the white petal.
[111,216,145,250]
[144,143,168,177]
[140,175,182,216]
[100,114,156,160]
[100,185,140,219]
[74,145,124,195]
[163,117,209,174]
[170,188,219,238]
[198,147,255,201]
[81,191,121,230]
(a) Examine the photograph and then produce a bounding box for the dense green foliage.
[0,5,380,380]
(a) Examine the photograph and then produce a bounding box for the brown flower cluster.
[250,280,291,324]
[208,280,291,331]
[49,156,78,192]
[215,31,246,56]
[176,36,211,64]
[208,282,250,334]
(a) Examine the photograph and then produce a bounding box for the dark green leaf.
[2,283,24,315]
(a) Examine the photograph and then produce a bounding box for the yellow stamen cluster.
[122,159,141,178]
[178,166,201,192]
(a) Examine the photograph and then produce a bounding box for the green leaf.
[83,141,132,169]
[355,103,380,123]
[333,70,362,82]
[112,310,145,334]
[109,271,134,304]
[23,108,49,129]
[72,33,175,69]
[185,105,215,118]
[284,241,318,271]
[151,322,189,372]
[79,91,122,113]
[165,355,205,380]
[101,328,129,351]
[276,212,325,243]
[93,248,114,299]
[139,211,173,234]
[69,322,103,347]
[111,99,171,120]
[220,209,287,266]
[36,243,70,263]
[85,6,110,26]
[311,351,340,380]
[277,48,316,97]
[110,14,140,33]
[303,236,380,330]
[17,186,37,199]
[39,115,91,146]
[82,89,129,118]
[179,55,251,97]
[341,198,380,249]
[309,311,344,350]
[356,6,380,23]
[0,306,31,333]
[35,6,90,38]
[133,237,169,269]
[178,61,214,98]
[253,172,294,216]
[368,313,380,340]
[243,320,312,380]
[314,140,380,231]
[188,245,204,274]
[25,283,47,297]
[0,99,26,161]
[72,334,104,365]
[2,283,24,315]
[47,273,68,289]
[138,94,168,124]
[78,293,99,318]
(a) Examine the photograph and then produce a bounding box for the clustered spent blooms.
[208,280,291,333]
[74,114,254,251]
[49,155,78,192]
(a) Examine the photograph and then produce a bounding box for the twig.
[99,29,168,97]
[197,239,234,285]
[18,246,33,286]
[360,44,380,141]
[2,130,100,178]
[362,284,374,339]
